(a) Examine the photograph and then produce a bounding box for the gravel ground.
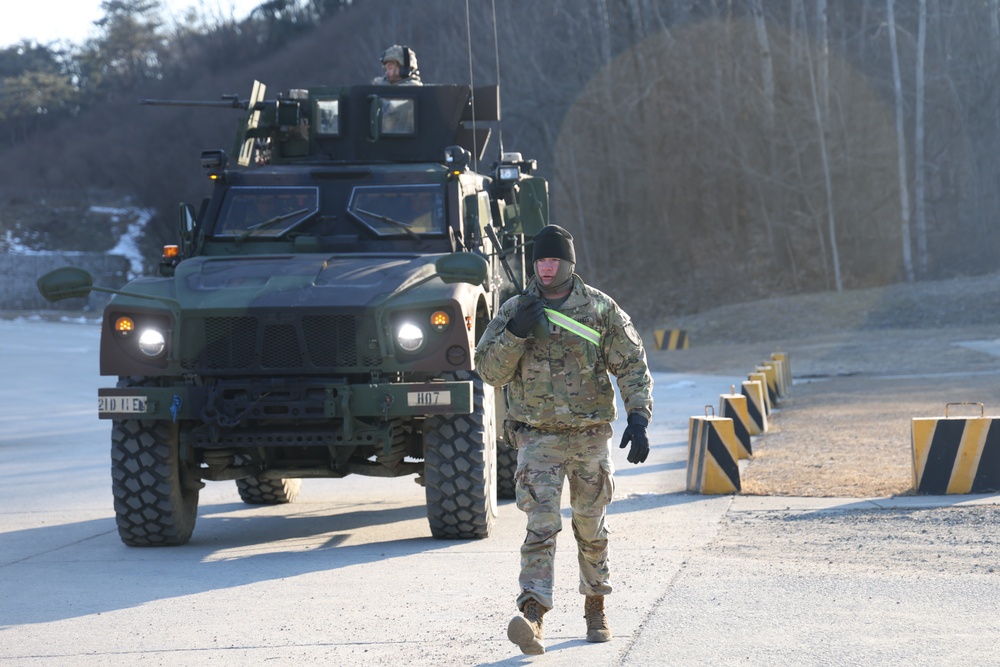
[634,277,1000,667]
[713,503,1000,573]
[645,273,1000,497]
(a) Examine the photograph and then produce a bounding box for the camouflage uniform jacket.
[475,275,653,431]
[371,75,423,86]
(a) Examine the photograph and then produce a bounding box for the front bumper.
[98,379,472,425]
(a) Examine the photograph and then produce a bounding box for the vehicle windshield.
[213,187,320,238]
[348,185,446,237]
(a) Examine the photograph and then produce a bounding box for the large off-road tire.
[111,382,201,546]
[497,445,517,500]
[423,372,497,539]
[496,387,517,500]
[236,477,302,504]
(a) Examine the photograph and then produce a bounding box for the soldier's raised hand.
[506,293,545,338]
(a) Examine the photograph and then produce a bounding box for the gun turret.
[139,81,506,168]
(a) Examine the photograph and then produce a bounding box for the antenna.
[491,0,504,158]
[465,0,478,173]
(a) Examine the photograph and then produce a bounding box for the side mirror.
[180,203,196,235]
[178,202,197,256]
[515,177,549,236]
[436,252,488,285]
[37,267,181,311]
[36,267,95,302]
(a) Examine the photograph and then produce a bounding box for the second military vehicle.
[38,80,549,545]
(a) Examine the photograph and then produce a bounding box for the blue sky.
[2,1,263,50]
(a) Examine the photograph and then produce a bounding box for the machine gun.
[139,94,249,109]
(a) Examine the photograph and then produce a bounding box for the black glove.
[506,293,545,338]
[619,413,650,464]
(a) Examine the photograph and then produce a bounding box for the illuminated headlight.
[137,329,166,357]
[498,165,519,181]
[396,322,425,352]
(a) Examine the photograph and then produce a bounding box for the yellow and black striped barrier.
[912,402,1000,494]
[756,364,780,405]
[719,388,753,458]
[687,406,741,494]
[740,380,768,434]
[765,358,787,398]
[654,329,689,351]
[748,371,773,415]
[771,351,792,396]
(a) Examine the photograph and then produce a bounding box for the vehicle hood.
[167,254,444,309]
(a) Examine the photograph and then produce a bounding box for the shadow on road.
[1,499,449,627]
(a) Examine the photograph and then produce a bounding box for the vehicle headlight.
[137,329,166,357]
[396,322,425,352]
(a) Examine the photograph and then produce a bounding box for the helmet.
[380,45,418,77]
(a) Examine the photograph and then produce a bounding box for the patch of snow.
[59,315,102,325]
[4,229,46,255]
[91,206,154,278]
[4,206,153,279]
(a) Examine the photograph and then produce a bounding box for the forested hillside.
[2,0,999,324]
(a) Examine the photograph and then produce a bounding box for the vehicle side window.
[380,98,416,135]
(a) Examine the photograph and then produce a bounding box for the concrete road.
[2,317,998,666]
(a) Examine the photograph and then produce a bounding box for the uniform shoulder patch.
[623,320,641,346]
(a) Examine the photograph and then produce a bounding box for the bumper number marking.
[407,390,451,407]
[99,396,148,414]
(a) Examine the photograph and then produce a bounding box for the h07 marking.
[407,390,452,407]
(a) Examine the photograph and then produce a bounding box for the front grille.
[188,316,257,369]
[180,312,378,373]
[303,315,358,366]
[262,323,301,368]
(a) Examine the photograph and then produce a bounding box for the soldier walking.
[475,224,653,655]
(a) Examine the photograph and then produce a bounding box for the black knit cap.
[532,224,576,264]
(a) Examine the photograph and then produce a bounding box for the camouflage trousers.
[512,422,615,611]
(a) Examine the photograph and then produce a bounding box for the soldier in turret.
[475,224,654,655]
[373,45,422,86]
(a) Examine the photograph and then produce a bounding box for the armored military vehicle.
[37,81,549,546]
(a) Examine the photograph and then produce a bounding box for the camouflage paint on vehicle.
[38,81,550,545]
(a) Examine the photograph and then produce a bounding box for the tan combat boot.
[507,599,546,655]
[584,595,612,642]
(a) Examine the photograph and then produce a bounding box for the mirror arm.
[88,286,183,314]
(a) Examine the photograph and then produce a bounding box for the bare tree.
[750,0,775,125]
[887,0,915,283]
[816,0,829,121]
[14,0,1000,321]
[992,0,1000,53]
[914,0,928,276]
[804,33,842,292]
